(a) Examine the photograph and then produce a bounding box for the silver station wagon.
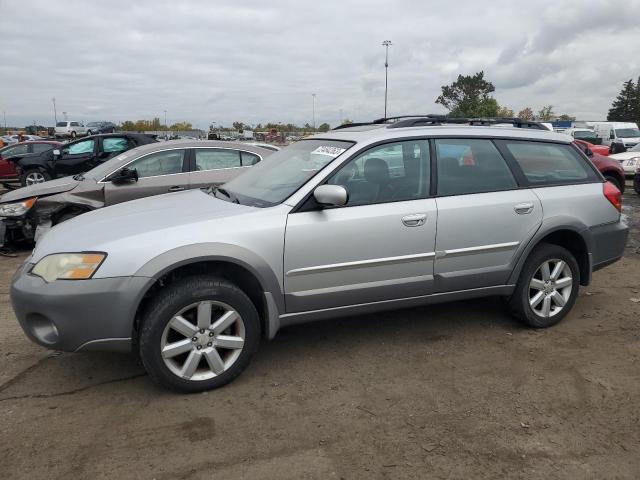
[11,116,628,392]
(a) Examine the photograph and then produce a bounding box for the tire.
[86,130,92,136]
[139,275,261,392]
[21,169,51,186]
[634,175,640,195]
[604,175,624,193]
[70,131,76,138]
[508,243,580,328]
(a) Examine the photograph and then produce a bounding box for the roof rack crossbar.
[332,115,548,131]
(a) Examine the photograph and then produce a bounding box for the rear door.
[103,148,190,205]
[433,138,543,292]
[54,138,98,177]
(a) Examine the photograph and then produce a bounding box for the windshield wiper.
[214,187,239,204]
[73,173,85,181]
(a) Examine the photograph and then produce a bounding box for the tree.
[558,113,576,121]
[341,119,354,125]
[497,106,514,117]
[318,122,330,132]
[435,71,499,117]
[232,121,245,131]
[607,79,638,122]
[169,121,193,130]
[517,107,534,120]
[538,105,555,121]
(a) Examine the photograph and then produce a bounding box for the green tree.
[169,121,193,130]
[435,71,499,117]
[120,120,135,131]
[538,105,555,121]
[232,121,245,131]
[517,107,534,120]
[318,122,330,132]
[496,106,514,117]
[558,113,576,121]
[607,79,638,122]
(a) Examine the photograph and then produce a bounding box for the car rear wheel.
[508,243,580,328]
[604,175,624,193]
[86,130,92,136]
[139,275,261,392]
[21,169,51,186]
[70,131,76,138]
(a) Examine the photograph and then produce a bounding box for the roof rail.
[332,115,548,131]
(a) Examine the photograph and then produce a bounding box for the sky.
[1,0,639,130]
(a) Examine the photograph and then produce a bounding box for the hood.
[609,151,640,161]
[32,189,272,266]
[0,176,79,203]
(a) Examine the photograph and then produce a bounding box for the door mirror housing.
[313,184,348,207]
[609,131,615,140]
[585,148,593,157]
[110,167,139,184]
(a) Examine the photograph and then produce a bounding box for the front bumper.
[10,261,151,352]
[590,219,628,272]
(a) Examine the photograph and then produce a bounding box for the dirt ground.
[0,185,639,480]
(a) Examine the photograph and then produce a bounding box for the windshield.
[221,139,354,207]
[573,130,597,140]
[615,128,640,138]
[85,149,137,180]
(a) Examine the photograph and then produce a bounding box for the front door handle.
[402,213,427,227]
[169,185,185,192]
[514,202,534,215]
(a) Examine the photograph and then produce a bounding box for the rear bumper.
[11,261,150,352]
[590,219,628,272]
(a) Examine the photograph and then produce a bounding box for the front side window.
[4,144,28,156]
[32,143,54,153]
[70,122,79,127]
[221,139,353,207]
[195,149,241,171]
[504,141,597,185]
[64,139,95,155]
[128,149,185,178]
[327,140,430,206]
[103,137,130,153]
[436,139,517,196]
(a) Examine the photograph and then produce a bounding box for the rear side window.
[195,149,241,170]
[435,139,517,196]
[241,151,260,166]
[56,122,68,127]
[103,137,130,153]
[504,141,597,185]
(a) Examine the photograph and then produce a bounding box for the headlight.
[31,253,107,282]
[0,197,36,217]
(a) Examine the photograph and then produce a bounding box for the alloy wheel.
[160,301,245,381]
[528,259,573,318]
[25,172,46,185]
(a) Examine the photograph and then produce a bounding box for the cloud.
[1,0,639,128]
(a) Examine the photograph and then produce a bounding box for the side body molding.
[134,243,285,338]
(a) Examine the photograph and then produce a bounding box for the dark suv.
[16,133,157,185]
[86,121,118,135]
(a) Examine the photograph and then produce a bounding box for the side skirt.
[277,284,515,329]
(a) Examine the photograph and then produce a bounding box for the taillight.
[603,181,622,212]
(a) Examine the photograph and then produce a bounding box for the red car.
[574,138,609,156]
[574,140,625,192]
[0,141,62,182]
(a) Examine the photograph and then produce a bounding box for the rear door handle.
[169,186,185,192]
[514,202,534,214]
[402,213,427,227]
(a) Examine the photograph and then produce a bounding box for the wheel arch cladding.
[509,220,592,287]
[132,243,284,342]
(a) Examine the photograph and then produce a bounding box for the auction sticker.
[311,146,346,157]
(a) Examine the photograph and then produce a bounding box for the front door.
[432,138,543,292]
[103,148,190,205]
[54,138,97,177]
[284,139,436,313]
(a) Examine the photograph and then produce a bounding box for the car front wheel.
[21,169,51,186]
[508,243,580,328]
[139,275,261,392]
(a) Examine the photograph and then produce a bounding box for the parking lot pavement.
[0,188,639,479]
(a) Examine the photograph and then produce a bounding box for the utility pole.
[3,111,6,134]
[164,110,167,130]
[382,40,392,119]
[52,97,57,124]
[312,93,316,131]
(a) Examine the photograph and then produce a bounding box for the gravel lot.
[1,184,639,479]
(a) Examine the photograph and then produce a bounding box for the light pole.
[312,93,316,131]
[382,40,392,119]
[52,98,57,124]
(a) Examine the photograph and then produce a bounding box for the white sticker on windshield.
[311,146,346,157]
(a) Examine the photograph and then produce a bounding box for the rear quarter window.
[503,141,598,186]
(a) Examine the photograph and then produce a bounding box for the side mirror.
[610,132,615,140]
[313,184,348,207]
[52,149,60,156]
[586,148,593,157]
[111,167,139,184]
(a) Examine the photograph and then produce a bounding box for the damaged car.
[0,140,273,245]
